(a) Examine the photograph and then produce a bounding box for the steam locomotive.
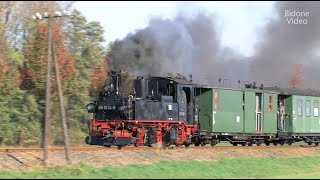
[85,71,320,148]
[85,71,198,148]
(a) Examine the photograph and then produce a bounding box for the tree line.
[0,1,110,146]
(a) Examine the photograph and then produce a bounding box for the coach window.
[314,100,319,117]
[269,95,273,113]
[297,99,302,116]
[242,93,245,112]
[306,100,311,117]
[214,90,219,111]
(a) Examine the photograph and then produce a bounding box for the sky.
[74,1,276,57]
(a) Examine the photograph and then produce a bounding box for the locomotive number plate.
[98,105,116,110]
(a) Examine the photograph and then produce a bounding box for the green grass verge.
[1,155,320,179]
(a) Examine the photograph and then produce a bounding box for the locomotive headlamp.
[85,103,96,113]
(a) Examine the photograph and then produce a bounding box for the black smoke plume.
[109,2,320,89]
[251,1,320,88]
[108,11,249,86]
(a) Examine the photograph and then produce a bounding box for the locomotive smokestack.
[108,70,122,93]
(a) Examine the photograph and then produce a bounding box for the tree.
[0,5,110,146]
[89,56,109,97]
[64,9,106,88]
[21,22,48,100]
[63,9,108,139]
[0,15,41,146]
[22,22,78,99]
[1,1,74,50]
[52,25,78,97]
[21,20,82,145]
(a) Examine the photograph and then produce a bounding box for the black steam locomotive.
[85,71,198,148]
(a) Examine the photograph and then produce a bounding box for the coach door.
[255,93,263,132]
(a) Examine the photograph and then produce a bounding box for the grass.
[274,172,320,179]
[1,156,320,179]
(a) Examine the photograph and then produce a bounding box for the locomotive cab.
[133,74,197,124]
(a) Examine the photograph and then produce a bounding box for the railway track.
[0,144,319,171]
[0,144,317,153]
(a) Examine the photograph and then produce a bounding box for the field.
[1,155,320,179]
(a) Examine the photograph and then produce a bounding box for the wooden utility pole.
[52,33,71,164]
[33,10,72,166]
[43,15,52,167]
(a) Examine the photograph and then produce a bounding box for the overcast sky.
[74,1,276,56]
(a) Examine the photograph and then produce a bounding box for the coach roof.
[263,87,320,97]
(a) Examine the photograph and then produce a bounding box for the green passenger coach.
[194,85,279,146]
[291,96,320,133]
[264,87,320,145]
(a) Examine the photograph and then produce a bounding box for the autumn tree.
[1,1,74,49]
[21,22,48,100]
[65,9,106,92]
[52,25,78,97]
[89,56,109,97]
[21,20,82,145]
[0,3,110,146]
[64,9,107,137]
[22,22,79,96]
[0,14,41,146]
